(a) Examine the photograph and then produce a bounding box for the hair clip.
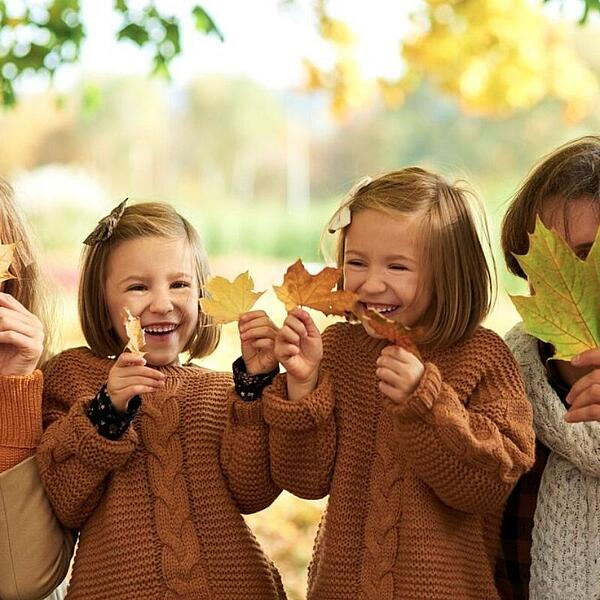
[328,176,372,233]
[83,199,128,246]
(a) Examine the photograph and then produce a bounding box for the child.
[36,201,285,599]
[259,168,535,599]
[498,135,600,599]
[0,176,73,600]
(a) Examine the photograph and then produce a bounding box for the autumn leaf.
[124,308,146,356]
[0,243,17,284]
[511,216,600,361]
[199,271,264,324]
[360,308,421,358]
[273,259,358,316]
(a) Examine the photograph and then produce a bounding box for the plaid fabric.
[496,440,549,600]
[496,339,568,599]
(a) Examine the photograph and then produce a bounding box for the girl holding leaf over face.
[498,136,600,600]
[0,178,73,600]
[260,168,535,599]
[36,201,286,599]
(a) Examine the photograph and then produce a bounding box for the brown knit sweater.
[37,347,285,600]
[0,371,43,472]
[259,322,535,600]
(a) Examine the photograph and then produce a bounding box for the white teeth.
[144,324,177,334]
[365,304,399,314]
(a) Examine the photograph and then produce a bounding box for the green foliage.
[544,0,600,23]
[0,1,223,107]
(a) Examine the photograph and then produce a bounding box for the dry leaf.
[273,259,358,316]
[199,271,265,324]
[511,216,600,361]
[124,308,146,356]
[0,243,17,284]
[360,308,421,358]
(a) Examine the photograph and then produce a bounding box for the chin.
[144,350,180,367]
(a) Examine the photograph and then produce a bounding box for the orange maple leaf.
[360,308,421,358]
[273,259,358,316]
[0,243,17,284]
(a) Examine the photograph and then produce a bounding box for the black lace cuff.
[86,385,141,440]
[232,356,279,401]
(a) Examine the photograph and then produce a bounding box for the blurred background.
[1,0,599,597]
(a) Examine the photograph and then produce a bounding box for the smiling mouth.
[362,302,400,315]
[143,323,179,336]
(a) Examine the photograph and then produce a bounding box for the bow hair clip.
[328,176,372,233]
[83,199,128,246]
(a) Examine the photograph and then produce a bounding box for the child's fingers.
[282,314,309,338]
[112,375,165,391]
[0,292,33,316]
[378,381,402,402]
[0,329,43,351]
[572,348,600,368]
[251,338,274,351]
[240,324,277,342]
[116,352,147,367]
[276,342,300,360]
[288,308,319,335]
[239,310,268,323]
[277,325,301,346]
[375,366,403,388]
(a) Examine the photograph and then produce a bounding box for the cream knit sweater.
[506,324,600,600]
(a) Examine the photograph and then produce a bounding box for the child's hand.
[0,292,44,376]
[275,308,322,401]
[376,345,424,404]
[107,352,165,412]
[565,348,600,422]
[239,310,278,375]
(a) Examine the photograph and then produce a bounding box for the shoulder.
[42,347,112,397]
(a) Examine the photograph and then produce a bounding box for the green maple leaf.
[511,216,600,361]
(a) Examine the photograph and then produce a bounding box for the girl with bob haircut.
[498,135,600,599]
[37,201,286,599]
[252,167,534,599]
[0,177,73,600]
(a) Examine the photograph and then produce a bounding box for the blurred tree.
[299,0,599,121]
[0,0,222,107]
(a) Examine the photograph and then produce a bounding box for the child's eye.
[172,281,191,289]
[127,284,146,292]
[345,259,366,268]
[389,264,407,271]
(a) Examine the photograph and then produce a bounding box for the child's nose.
[150,289,174,313]
[360,270,387,294]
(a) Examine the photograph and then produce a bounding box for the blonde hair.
[0,177,53,365]
[502,135,600,279]
[325,167,494,350]
[79,201,220,360]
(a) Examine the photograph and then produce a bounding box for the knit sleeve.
[36,351,138,528]
[262,371,336,499]
[390,334,535,514]
[0,371,43,472]
[530,389,600,476]
[220,389,282,513]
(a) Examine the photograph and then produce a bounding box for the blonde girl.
[37,201,285,599]
[259,168,535,599]
[0,177,73,600]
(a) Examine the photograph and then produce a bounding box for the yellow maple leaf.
[273,259,358,316]
[124,308,146,356]
[511,216,600,361]
[360,309,421,358]
[199,271,265,324]
[0,243,17,284]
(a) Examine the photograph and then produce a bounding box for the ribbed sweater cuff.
[263,372,333,432]
[229,390,266,426]
[0,370,43,449]
[391,362,442,422]
[48,398,138,471]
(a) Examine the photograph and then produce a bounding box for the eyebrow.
[118,272,194,285]
[345,249,415,262]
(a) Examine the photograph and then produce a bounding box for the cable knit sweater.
[37,347,285,600]
[506,323,600,600]
[258,322,535,600]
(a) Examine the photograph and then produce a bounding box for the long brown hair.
[0,177,52,365]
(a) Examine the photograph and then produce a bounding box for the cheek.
[342,270,360,292]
